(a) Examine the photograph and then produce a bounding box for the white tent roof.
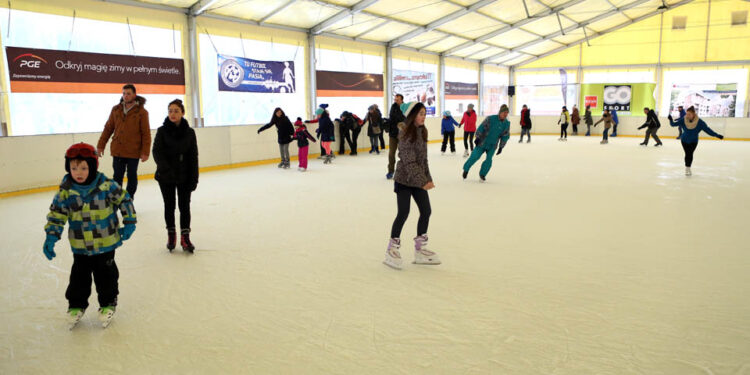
[129,0,692,65]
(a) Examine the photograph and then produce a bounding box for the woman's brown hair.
[169,98,185,113]
[402,102,428,143]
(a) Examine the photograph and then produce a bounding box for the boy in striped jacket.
[43,142,137,329]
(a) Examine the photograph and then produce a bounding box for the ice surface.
[2,136,749,374]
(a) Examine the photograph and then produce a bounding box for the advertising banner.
[579,83,656,116]
[5,46,185,94]
[669,83,737,117]
[316,70,383,97]
[445,81,478,98]
[218,54,295,93]
[393,69,437,116]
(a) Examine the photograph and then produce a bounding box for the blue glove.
[119,223,136,241]
[43,235,58,260]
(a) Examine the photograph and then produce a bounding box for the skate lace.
[387,248,401,259]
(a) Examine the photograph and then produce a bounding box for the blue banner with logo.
[217,54,295,93]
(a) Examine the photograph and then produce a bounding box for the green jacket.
[475,115,510,151]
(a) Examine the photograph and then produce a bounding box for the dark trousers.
[464,131,475,150]
[643,127,662,145]
[351,127,361,154]
[370,136,380,152]
[378,132,386,150]
[572,123,578,133]
[560,123,568,138]
[612,123,618,134]
[603,127,610,140]
[677,127,683,138]
[441,131,456,152]
[338,127,353,154]
[391,184,431,239]
[66,251,119,309]
[388,136,399,174]
[520,128,531,141]
[158,181,192,230]
[112,157,140,198]
[682,141,698,167]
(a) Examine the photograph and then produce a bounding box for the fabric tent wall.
[520,0,750,68]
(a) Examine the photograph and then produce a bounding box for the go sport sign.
[218,54,295,93]
[603,85,632,111]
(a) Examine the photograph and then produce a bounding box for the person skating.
[557,106,569,141]
[571,105,580,135]
[386,94,405,179]
[460,103,477,156]
[258,107,295,168]
[152,99,199,253]
[610,109,619,137]
[310,107,335,164]
[384,102,440,270]
[462,104,510,182]
[638,107,663,147]
[338,111,359,155]
[364,104,384,155]
[668,106,724,176]
[43,142,137,329]
[440,110,460,155]
[584,105,593,136]
[593,109,616,144]
[675,105,686,140]
[293,118,317,171]
[519,104,532,143]
[96,84,151,198]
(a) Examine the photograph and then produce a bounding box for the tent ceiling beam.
[310,0,380,34]
[258,0,300,24]
[387,0,496,47]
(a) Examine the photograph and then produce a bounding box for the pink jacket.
[460,110,477,132]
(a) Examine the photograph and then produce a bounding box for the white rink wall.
[2,115,748,193]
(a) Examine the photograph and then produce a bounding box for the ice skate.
[383,238,403,270]
[441,151,445,155]
[526,139,530,143]
[166,228,176,252]
[639,142,647,146]
[181,229,195,253]
[479,175,486,182]
[413,235,441,265]
[451,151,456,155]
[277,162,284,168]
[686,167,692,176]
[463,150,469,157]
[519,139,523,143]
[67,308,85,330]
[98,306,115,328]
[600,140,608,144]
[462,170,468,180]
[654,143,663,147]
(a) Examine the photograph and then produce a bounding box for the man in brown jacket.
[97,84,151,198]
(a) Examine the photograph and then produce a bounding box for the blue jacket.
[475,115,510,151]
[678,109,686,120]
[611,110,619,124]
[669,117,722,144]
[441,116,459,134]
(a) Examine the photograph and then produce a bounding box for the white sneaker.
[98,306,116,328]
[383,238,403,270]
[67,308,85,330]
[685,167,692,176]
[413,235,441,265]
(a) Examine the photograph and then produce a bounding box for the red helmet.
[64,142,99,172]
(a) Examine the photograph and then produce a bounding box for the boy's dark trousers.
[66,251,119,309]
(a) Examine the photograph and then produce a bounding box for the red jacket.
[460,110,477,132]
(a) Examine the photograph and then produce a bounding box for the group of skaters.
[40,83,728,328]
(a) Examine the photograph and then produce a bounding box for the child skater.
[293,117,317,171]
[557,106,569,141]
[440,110,460,155]
[593,109,616,144]
[462,104,510,182]
[668,106,724,176]
[460,104,477,156]
[383,102,440,270]
[43,142,137,329]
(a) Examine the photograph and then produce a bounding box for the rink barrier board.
[1,135,747,200]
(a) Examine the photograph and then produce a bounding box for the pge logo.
[220,58,243,88]
[603,85,631,111]
[13,53,48,69]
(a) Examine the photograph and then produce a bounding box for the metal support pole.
[308,32,317,118]
[187,15,202,127]
[509,66,515,114]
[439,54,446,116]
[479,61,485,115]
[386,46,393,110]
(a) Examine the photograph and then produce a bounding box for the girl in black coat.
[258,107,295,168]
[152,99,199,253]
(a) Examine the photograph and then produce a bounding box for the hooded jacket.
[460,110,477,132]
[293,125,317,148]
[258,113,295,144]
[97,95,151,159]
[441,116,459,134]
[152,117,199,189]
[571,108,580,125]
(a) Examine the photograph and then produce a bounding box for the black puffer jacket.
[152,117,199,189]
[258,115,295,144]
[388,102,404,137]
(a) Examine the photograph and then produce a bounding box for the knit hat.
[400,101,418,117]
[443,111,451,117]
[64,142,99,185]
[368,104,378,111]
[499,104,509,114]
[315,104,328,116]
[467,103,474,110]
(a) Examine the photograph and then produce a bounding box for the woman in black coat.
[152,99,199,253]
[258,107,295,168]
[365,104,384,154]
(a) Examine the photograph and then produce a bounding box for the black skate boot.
[181,229,195,253]
[167,227,176,252]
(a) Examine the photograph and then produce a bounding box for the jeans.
[370,136,380,152]
[66,251,119,309]
[463,131,475,150]
[441,131,456,152]
[158,181,192,230]
[388,136,399,174]
[112,157,140,198]
[520,128,531,141]
[681,141,698,167]
[279,143,291,165]
[390,183,431,238]
[603,127,610,140]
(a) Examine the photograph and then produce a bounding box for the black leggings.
[560,123,568,138]
[391,184,431,239]
[682,141,698,167]
[158,181,193,230]
[464,131,475,150]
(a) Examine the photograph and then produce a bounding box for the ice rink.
[2,135,749,374]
